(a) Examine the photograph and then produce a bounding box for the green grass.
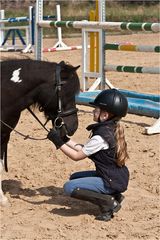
[105,3,159,22]
[4,2,160,22]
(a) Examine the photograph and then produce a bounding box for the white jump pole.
[0,6,34,52]
[53,5,67,48]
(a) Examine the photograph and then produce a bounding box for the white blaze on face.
[10,68,22,83]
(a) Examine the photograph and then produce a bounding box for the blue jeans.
[63,170,115,196]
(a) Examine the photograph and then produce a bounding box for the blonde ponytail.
[115,122,129,167]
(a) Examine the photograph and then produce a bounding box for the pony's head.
[42,61,80,137]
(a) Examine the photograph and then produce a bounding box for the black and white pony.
[1,58,80,205]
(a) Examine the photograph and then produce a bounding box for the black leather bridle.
[52,63,78,131]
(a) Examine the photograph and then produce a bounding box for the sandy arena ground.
[0,33,160,240]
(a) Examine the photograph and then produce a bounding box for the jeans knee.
[63,181,74,196]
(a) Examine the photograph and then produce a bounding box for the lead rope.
[27,107,49,133]
[1,119,48,141]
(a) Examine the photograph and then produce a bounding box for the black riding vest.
[86,120,129,193]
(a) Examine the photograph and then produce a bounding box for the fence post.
[35,0,43,60]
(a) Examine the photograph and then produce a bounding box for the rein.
[27,107,49,133]
[1,119,47,141]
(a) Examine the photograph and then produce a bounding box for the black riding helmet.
[89,89,128,118]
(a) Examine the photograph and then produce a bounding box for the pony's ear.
[73,65,80,71]
[59,61,65,66]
